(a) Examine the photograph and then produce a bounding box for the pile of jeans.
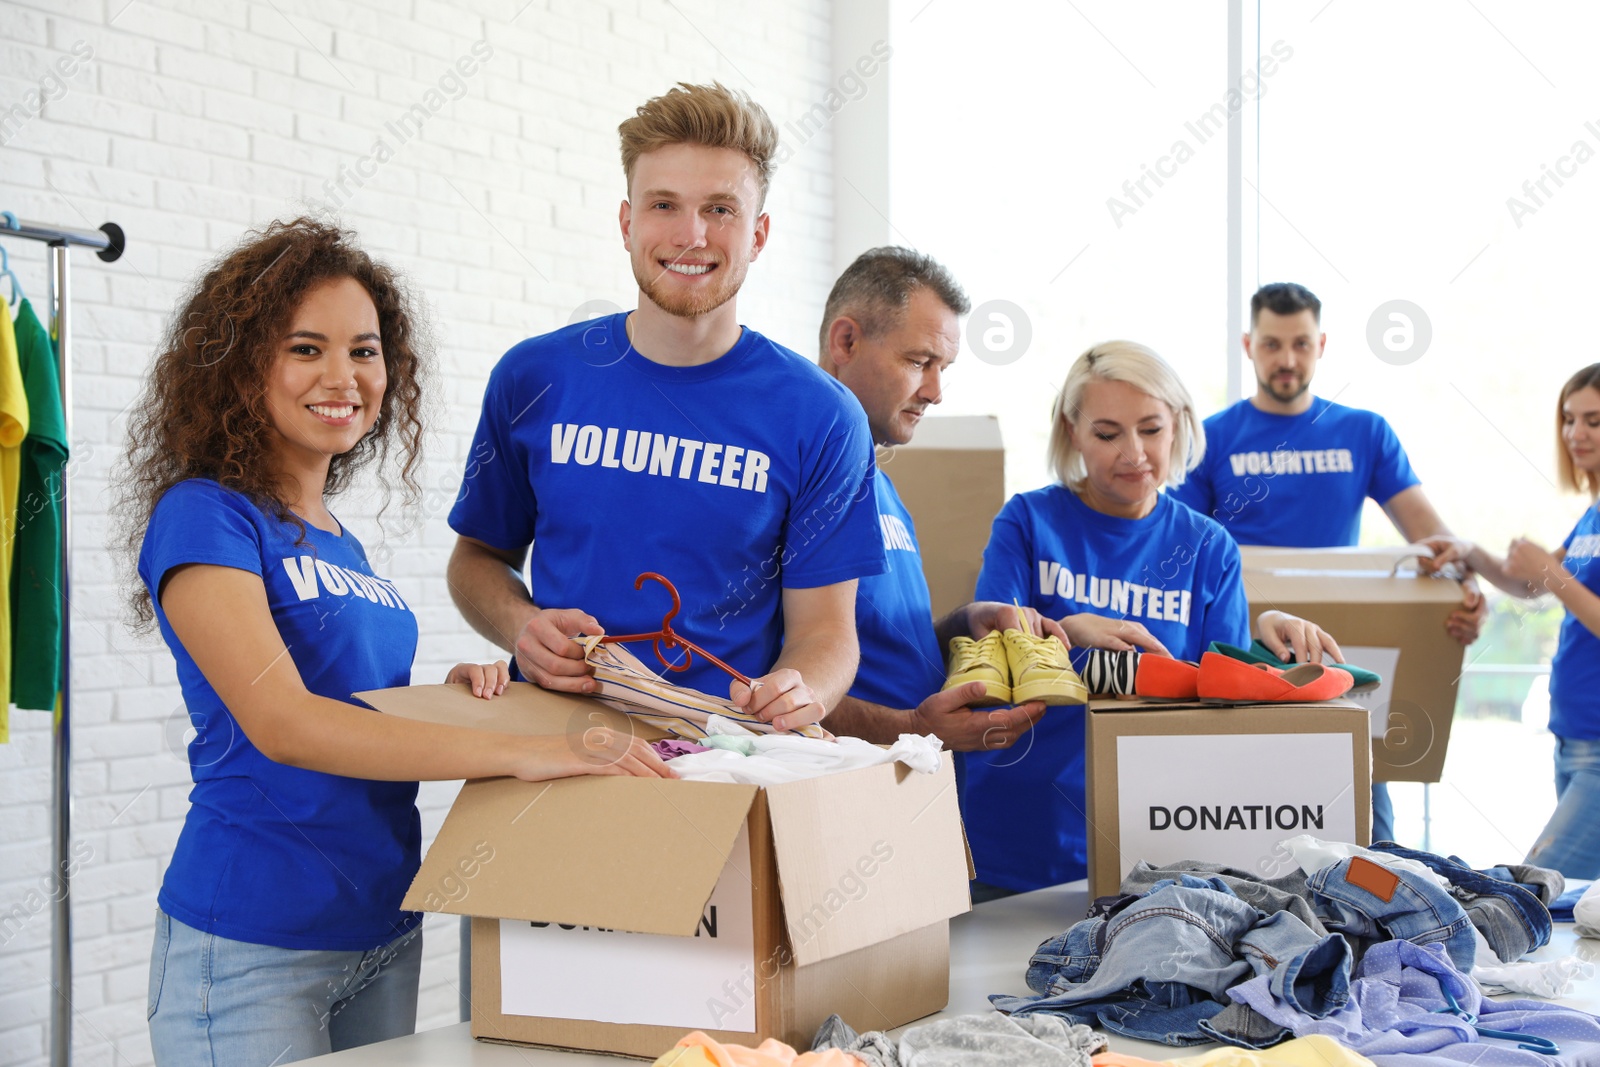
[989,844,1591,1064]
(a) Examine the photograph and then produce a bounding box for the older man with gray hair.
[818,246,1054,752]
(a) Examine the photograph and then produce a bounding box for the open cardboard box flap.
[766,761,970,967]
[361,683,758,937]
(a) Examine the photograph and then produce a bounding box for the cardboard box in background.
[884,415,1005,616]
[1086,698,1372,899]
[359,683,972,1060]
[1240,545,1468,784]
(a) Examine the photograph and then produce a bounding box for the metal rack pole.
[0,213,121,1067]
[48,240,72,1067]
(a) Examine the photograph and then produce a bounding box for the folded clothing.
[812,1011,1106,1067]
[1171,1034,1378,1067]
[655,1031,863,1066]
[665,719,943,785]
[1574,880,1600,938]
[652,738,711,760]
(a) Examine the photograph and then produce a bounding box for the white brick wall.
[0,2,836,1063]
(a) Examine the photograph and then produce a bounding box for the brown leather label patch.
[1346,856,1400,901]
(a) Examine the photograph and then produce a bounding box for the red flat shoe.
[1197,651,1354,702]
[1134,655,1200,699]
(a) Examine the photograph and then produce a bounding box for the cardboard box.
[358,682,972,1060]
[882,414,1005,617]
[1239,544,1468,784]
[1086,697,1371,900]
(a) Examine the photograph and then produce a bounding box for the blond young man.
[446,83,884,731]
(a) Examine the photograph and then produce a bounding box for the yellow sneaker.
[942,632,1011,706]
[1003,629,1088,706]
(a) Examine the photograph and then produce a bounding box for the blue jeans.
[1370,782,1394,844]
[1527,735,1600,879]
[147,909,421,1066]
[1368,842,1552,963]
[991,880,1348,1046]
[1306,857,1476,972]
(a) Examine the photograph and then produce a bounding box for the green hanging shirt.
[12,298,66,711]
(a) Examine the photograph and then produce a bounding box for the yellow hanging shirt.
[0,308,30,742]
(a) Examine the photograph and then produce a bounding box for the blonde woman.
[962,340,1340,895]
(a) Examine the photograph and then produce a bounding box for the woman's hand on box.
[1255,610,1344,665]
[511,726,676,781]
[446,660,510,699]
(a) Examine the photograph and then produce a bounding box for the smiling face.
[1563,385,1600,475]
[620,143,769,319]
[1246,308,1326,407]
[263,275,386,477]
[1066,377,1174,517]
[830,287,960,446]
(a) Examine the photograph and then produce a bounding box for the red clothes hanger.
[598,572,754,687]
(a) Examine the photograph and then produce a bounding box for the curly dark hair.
[118,217,432,628]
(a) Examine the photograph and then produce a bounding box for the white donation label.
[499,824,756,1031]
[1116,733,1357,882]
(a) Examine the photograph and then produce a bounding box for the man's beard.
[1261,372,1309,403]
[634,255,747,319]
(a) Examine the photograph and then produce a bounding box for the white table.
[306,882,1600,1064]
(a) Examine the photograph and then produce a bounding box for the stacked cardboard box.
[1240,545,1469,783]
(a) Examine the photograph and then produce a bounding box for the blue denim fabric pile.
[989,847,1598,1066]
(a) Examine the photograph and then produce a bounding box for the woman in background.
[1427,364,1600,878]
[121,218,671,1066]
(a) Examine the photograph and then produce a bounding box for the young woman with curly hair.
[121,218,672,1066]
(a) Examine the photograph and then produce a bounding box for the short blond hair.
[1047,340,1205,490]
[618,82,779,208]
[1559,363,1600,498]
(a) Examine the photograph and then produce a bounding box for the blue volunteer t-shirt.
[961,485,1251,891]
[449,314,885,694]
[138,480,421,951]
[1171,397,1420,547]
[1549,504,1600,741]
[849,471,946,711]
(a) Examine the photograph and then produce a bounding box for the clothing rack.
[0,214,125,1067]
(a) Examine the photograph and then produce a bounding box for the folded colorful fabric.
[580,635,829,741]
[1169,1034,1377,1067]
[654,1030,865,1066]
